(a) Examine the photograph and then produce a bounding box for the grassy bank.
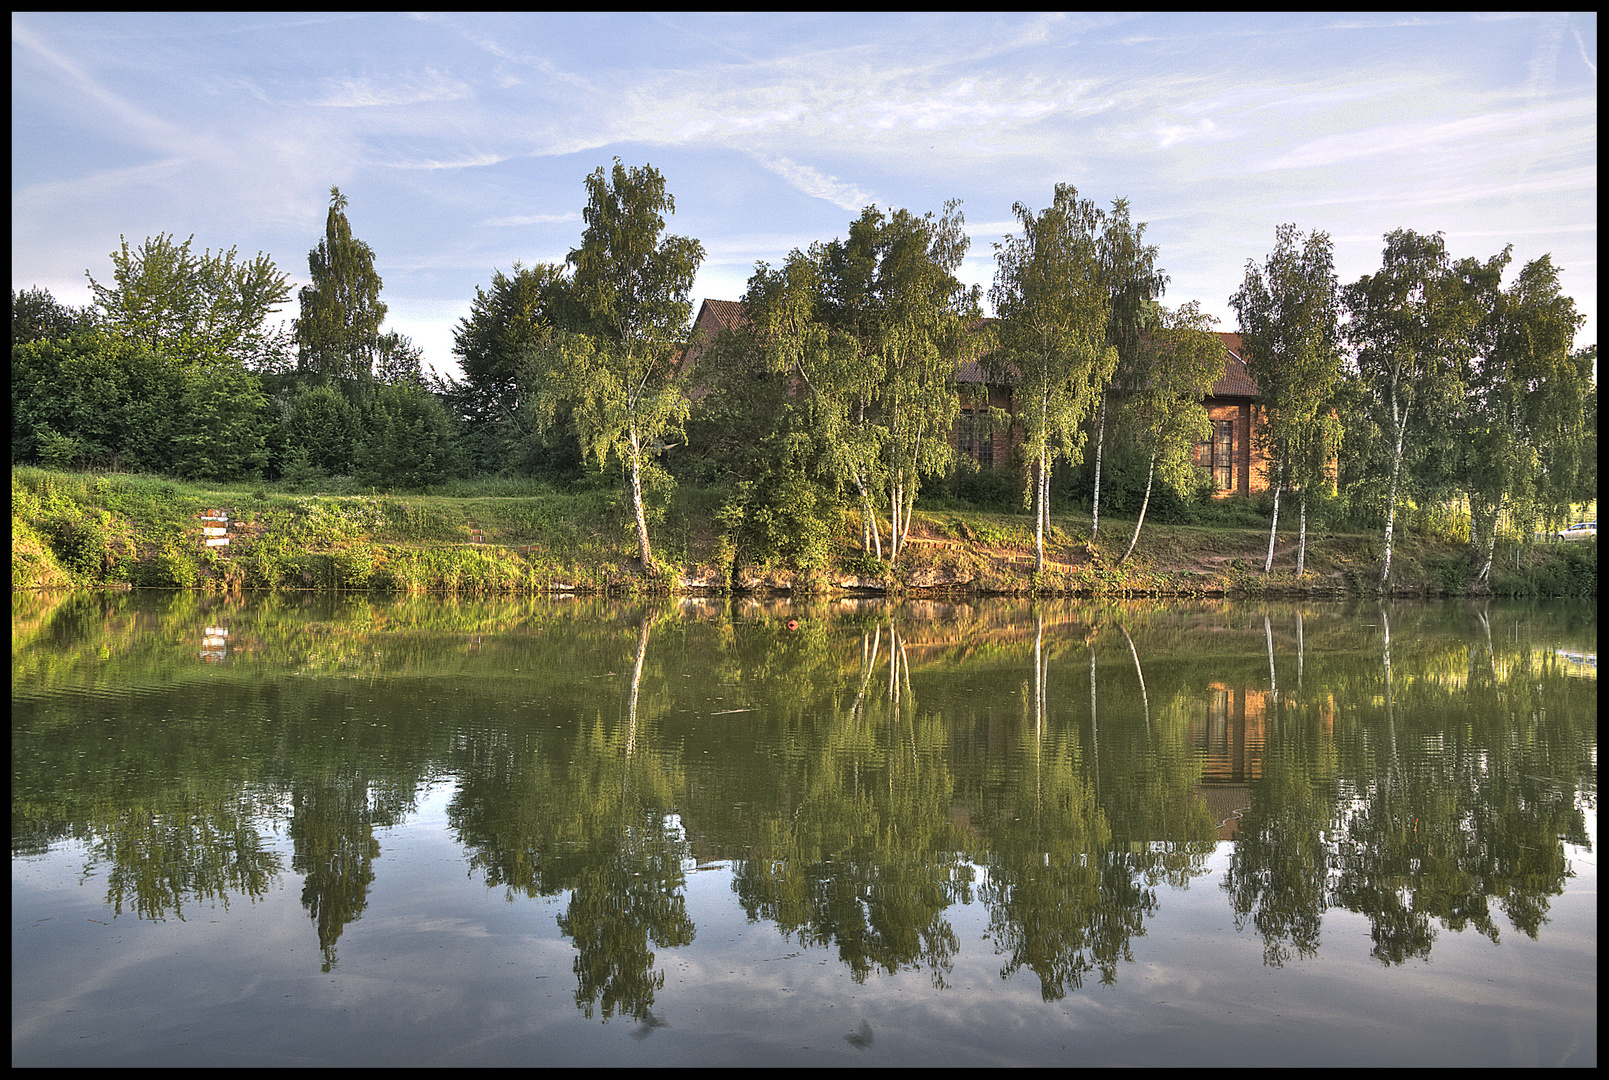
[10,466,1596,598]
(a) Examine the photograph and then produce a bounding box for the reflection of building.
[1182,683,1266,841]
[1190,683,1336,840]
[200,625,229,663]
[1194,683,1268,785]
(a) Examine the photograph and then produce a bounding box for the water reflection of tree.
[1221,603,1592,967]
[731,617,970,990]
[972,607,1215,1000]
[93,794,283,922]
[448,610,693,1021]
[288,770,409,972]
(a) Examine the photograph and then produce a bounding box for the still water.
[12,591,1596,1067]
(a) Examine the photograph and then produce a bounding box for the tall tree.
[294,187,387,387]
[989,184,1116,574]
[85,233,290,368]
[1345,230,1484,591]
[1229,224,1343,575]
[450,261,576,475]
[806,201,983,563]
[1116,302,1223,564]
[1453,253,1588,585]
[1089,198,1168,541]
[525,160,705,575]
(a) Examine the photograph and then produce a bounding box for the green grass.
[10,465,1595,598]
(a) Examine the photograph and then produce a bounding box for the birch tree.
[1117,302,1222,564]
[1089,199,1168,541]
[988,184,1117,574]
[524,160,705,576]
[1229,224,1342,575]
[1454,253,1588,585]
[817,202,982,564]
[1344,230,1482,590]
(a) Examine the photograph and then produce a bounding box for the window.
[1213,419,1234,492]
[958,408,992,467]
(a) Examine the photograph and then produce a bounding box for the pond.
[11,591,1597,1067]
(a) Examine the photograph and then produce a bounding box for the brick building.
[684,301,1289,498]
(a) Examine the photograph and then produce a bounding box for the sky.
[12,12,1598,379]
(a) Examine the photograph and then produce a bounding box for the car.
[1555,520,1596,541]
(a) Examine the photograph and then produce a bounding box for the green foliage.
[352,382,459,491]
[12,333,187,471]
[294,187,387,385]
[84,232,291,370]
[12,286,97,345]
[172,359,273,481]
[524,160,705,572]
[717,475,841,574]
[278,381,360,477]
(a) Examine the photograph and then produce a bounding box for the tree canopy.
[294,187,388,386]
[523,159,705,574]
[85,232,291,369]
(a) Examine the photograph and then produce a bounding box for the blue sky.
[12,12,1597,378]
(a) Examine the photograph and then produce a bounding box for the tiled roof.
[1212,332,1259,398]
[697,298,748,334]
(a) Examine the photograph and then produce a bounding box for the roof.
[1212,332,1260,398]
[696,298,748,335]
[688,300,1261,400]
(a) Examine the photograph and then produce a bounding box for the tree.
[524,160,705,575]
[294,187,387,387]
[812,202,983,563]
[1117,302,1223,564]
[11,286,97,345]
[354,381,457,491]
[12,333,183,471]
[989,184,1116,574]
[1229,224,1343,575]
[1453,253,1588,584]
[1089,198,1169,541]
[449,261,577,476]
[171,356,273,481]
[374,330,427,389]
[278,382,361,478]
[84,233,291,368]
[1345,230,1484,590]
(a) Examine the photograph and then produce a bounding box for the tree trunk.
[1264,479,1281,574]
[1475,495,1501,585]
[1120,451,1156,565]
[1090,395,1107,539]
[1034,453,1046,575]
[1379,402,1408,591]
[627,430,655,576]
[1296,487,1308,577]
[888,470,902,564]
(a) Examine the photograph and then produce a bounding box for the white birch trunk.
[1120,451,1156,564]
[1379,394,1408,591]
[1091,394,1107,538]
[1264,479,1281,575]
[627,429,655,575]
[1296,488,1308,577]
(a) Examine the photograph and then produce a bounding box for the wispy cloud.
[1258,99,1596,172]
[479,212,580,228]
[312,70,472,109]
[754,155,874,211]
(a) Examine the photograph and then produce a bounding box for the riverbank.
[10,466,1596,598]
